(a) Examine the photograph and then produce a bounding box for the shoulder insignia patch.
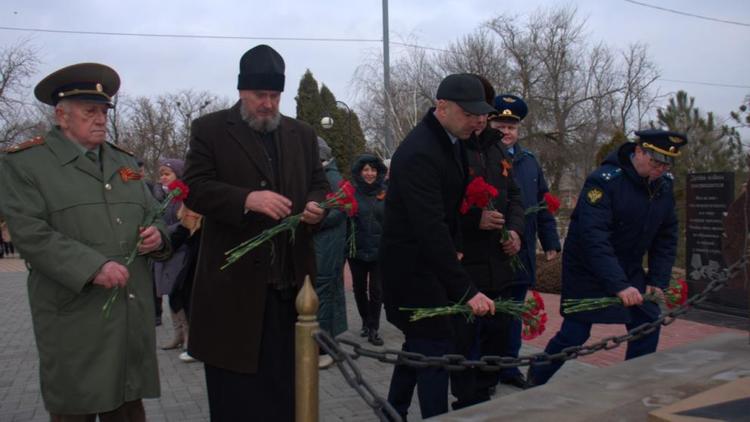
[107,142,134,156]
[599,167,622,182]
[586,187,604,205]
[3,136,45,153]
[520,148,535,158]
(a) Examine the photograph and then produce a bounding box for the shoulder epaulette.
[520,148,535,158]
[596,165,622,182]
[2,136,45,153]
[107,141,135,156]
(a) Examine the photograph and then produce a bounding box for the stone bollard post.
[295,275,320,422]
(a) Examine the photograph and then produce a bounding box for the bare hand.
[92,261,129,289]
[300,201,325,224]
[545,250,558,261]
[457,251,464,261]
[137,226,163,254]
[479,210,504,231]
[501,230,521,255]
[245,190,292,220]
[467,292,496,316]
[645,285,664,302]
[617,286,643,307]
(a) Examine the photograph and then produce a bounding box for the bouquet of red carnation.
[400,290,548,338]
[222,180,358,270]
[525,192,561,216]
[521,291,548,340]
[103,179,189,318]
[460,176,524,273]
[562,278,689,314]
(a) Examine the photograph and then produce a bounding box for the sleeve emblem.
[586,187,604,205]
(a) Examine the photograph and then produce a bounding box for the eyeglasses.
[647,156,671,170]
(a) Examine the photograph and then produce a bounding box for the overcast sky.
[1,0,748,136]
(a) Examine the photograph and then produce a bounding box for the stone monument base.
[436,333,750,422]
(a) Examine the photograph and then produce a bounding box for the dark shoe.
[368,330,384,346]
[500,374,527,389]
[359,326,369,338]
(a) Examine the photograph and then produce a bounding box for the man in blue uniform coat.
[488,94,561,387]
[527,129,687,386]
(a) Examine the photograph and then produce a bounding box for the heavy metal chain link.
[313,258,743,422]
[314,330,401,422]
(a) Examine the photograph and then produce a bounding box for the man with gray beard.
[183,44,329,421]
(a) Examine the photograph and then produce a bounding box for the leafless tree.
[351,5,662,189]
[0,40,46,146]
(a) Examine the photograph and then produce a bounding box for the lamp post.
[176,100,211,145]
[320,100,353,144]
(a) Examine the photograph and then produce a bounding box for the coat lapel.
[226,103,275,187]
[101,143,126,183]
[276,118,296,196]
[45,128,103,182]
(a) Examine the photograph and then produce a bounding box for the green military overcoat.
[0,127,170,414]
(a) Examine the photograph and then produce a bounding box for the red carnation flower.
[543,192,561,214]
[167,180,190,203]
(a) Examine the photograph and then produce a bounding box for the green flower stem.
[400,297,529,322]
[102,188,181,318]
[221,190,357,270]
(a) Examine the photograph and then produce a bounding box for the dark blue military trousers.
[528,308,661,385]
[387,337,453,420]
[498,284,527,381]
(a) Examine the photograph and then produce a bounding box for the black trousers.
[348,258,383,330]
[450,312,511,410]
[387,337,454,420]
[204,288,296,422]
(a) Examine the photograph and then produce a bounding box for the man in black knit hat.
[183,44,329,421]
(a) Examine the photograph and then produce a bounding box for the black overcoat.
[183,102,329,373]
[459,128,525,294]
[381,109,478,339]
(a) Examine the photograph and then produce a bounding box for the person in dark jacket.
[381,73,497,420]
[450,76,525,409]
[349,153,388,346]
[314,137,348,369]
[183,45,328,421]
[527,130,686,386]
[153,158,190,351]
[488,94,562,387]
[169,204,202,363]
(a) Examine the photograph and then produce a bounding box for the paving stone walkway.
[0,258,744,421]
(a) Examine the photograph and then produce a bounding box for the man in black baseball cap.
[436,73,497,116]
[380,73,498,419]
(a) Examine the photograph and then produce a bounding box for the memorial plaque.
[685,172,745,314]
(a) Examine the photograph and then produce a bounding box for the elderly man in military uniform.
[527,129,687,386]
[0,63,170,421]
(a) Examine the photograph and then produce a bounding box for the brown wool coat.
[183,102,329,373]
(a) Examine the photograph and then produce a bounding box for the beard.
[240,103,281,133]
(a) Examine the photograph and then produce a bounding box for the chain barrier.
[313,258,743,421]
[314,330,402,422]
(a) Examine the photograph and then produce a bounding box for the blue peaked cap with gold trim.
[634,129,688,165]
[491,94,528,122]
